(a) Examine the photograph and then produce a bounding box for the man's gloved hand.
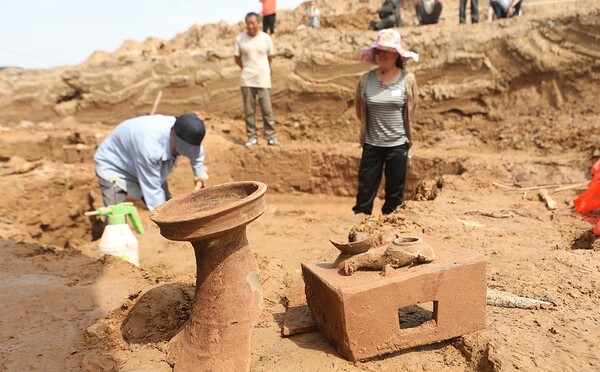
[194,170,209,191]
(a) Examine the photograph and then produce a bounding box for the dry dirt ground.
[1,0,600,371]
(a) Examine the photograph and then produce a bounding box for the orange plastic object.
[574,159,600,214]
[594,221,600,235]
[574,159,600,235]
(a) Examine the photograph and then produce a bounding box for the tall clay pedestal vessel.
[150,182,267,371]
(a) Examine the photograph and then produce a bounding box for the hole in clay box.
[398,301,438,329]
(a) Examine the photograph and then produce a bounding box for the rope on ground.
[553,182,588,192]
[465,210,513,218]
[492,181,587,192]
[524,0,592,6]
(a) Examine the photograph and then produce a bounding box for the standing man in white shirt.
[234,12,279,148]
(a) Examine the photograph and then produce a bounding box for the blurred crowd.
[370,0,523,27]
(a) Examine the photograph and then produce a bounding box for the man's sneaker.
[245,138,258,148]
[267,138,280,146]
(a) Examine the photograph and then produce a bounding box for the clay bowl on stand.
[150,181,267,372]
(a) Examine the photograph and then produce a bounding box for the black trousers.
[416,1,443,25]
[353,143,409,215]
[263,13,276,34]
[370,15,398,31]
[459,0,478,23]
[98,176,127,206]
[97,175,171,207]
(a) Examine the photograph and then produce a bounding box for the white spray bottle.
[85,202,144,266]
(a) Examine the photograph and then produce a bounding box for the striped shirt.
[364,70,408,147]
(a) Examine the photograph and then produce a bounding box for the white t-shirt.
[233,31,275,89]
[423,0,435,14]
[495,0,513,10]
[305,7,320,16]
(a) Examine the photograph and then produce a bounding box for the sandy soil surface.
[1,0,599,371]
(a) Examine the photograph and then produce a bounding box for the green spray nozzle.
[85,202,144,234]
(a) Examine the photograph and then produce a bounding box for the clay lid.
[329,232,378,255]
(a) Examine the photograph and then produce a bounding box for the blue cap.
[173,113,205,159]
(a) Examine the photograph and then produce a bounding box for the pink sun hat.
[357,29,419,64]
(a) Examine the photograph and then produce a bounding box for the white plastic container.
[98,224,139,266]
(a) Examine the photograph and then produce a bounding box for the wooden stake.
[487,288,555,310]
[150,90,163,115]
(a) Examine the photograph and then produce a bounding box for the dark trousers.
[416,1,443,25]
[353,143,409,215]
[369,15,397,31]
[491,0,521,18]
[98,176,127,206]
[459,0,479,23]
[97,175,171,207]
[263,13,276,34]
[241,87,277,141]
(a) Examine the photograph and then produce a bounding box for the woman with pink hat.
[353,29,419,215]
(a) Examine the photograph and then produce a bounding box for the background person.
[234,12,279,148]
[305,0,321,29]
[260,0,277,34]
[459,0,479,24]
[416,0,443,25]
[93,113,208,210]
[390,0,404,26]
[353,29,419,215]
[491,0,522,18]
[369,0,404,30]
